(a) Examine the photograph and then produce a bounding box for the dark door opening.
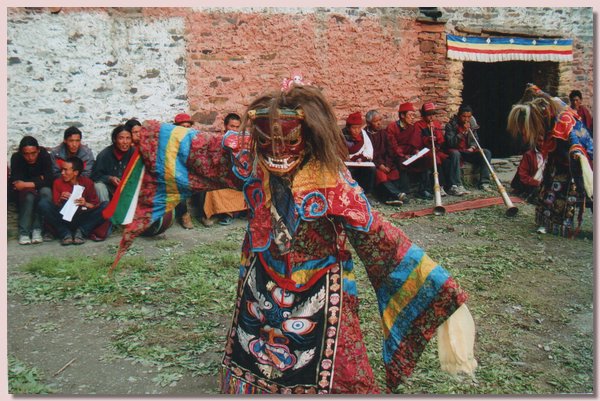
[462,61,559,157]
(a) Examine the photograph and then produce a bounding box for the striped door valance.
[446,34,573,62]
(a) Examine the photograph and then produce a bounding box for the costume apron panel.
[222,255,343,394]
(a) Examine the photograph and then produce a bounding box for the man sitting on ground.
[444,104,492,195]
[38,156,108,245]
[343,111,376,195]
[9,135,53,245]
[92,125,135,203]
[511,135,546,202]
[365,109,409,205]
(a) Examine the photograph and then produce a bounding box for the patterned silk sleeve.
[345,211,467,391]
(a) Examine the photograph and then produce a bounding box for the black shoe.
[418,191,433,200]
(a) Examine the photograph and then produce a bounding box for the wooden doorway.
[461,61,559,157]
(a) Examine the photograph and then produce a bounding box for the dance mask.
[249,107,306,176]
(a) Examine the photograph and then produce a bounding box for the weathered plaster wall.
[7,8,188,155]
[6,7,594,157]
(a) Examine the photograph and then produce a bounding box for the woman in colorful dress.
[110,81,476,394]
[508,84,593,237]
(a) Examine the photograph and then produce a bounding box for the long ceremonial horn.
[467,128,518,217]
[429,123,446,216]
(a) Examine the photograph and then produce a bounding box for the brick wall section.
[6,7,593,157]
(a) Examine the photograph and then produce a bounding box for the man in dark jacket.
[91,125,134,202]
[9,135,53,245]
[49,126,95,179]
[444,104,492,195]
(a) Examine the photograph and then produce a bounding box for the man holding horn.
[444,104,493,195]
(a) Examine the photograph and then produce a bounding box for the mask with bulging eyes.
[249,108,306,176]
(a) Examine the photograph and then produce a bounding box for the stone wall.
[6,7,593,157]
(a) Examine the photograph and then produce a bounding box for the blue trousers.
[38,198,108,240]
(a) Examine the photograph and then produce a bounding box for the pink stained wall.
[183,12,424,130]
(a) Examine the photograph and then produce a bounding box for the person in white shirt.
[342,112,376,194]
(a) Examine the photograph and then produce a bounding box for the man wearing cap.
[412,102,449,198]
[174,113,194,128]
[173,113,195,229]
[49,126,95,179]
[343,111,376,195]
[444,104,492,195]
[365,109,409,205]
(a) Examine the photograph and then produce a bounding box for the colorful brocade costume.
[535,107,593,237]
[110,123,470,394]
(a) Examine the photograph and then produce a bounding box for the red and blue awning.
[447,34,573,62]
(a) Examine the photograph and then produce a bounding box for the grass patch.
[8,357,55,394]
[7,202,593,394]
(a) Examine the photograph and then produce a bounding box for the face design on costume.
[245,282,318,372]
[254,115,305,176]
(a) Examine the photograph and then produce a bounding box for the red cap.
[398,102,416,113]
[174,113,193,125]
[346,112,363,126]
[421,102,438,115]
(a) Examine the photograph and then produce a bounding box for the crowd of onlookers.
[8,89,592,246]
[8,112,244,246]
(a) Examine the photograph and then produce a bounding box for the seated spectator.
[173,113,195,229]
[9,135,53,245]
[569,90,593,136]
[125,119,143,145]
[49,126,95,179]
[444,104,492,195]
[38,156,108,245]
[342,111,376,195]
[412,102,449,199]
[511,136,546,202]
[195,113,246,226]
[91,125,135,203]
[365,109,409,205]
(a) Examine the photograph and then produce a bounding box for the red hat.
[346,112,363,126]
[174,113,193,125]
[398,102,416,113]
[421,102,439,115]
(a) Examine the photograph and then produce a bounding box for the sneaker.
[181,212,194,229]
[448,185,465,196]
[536,226,547,234]
[219,215,234,226]
[73,229,85,245]
[398,193,410,204]
[480,183,493,192]
[61,236,74,246]
[19,235,32,245]
[458,185,471,195]
[42,232,54,242]
[31,229,43,244]
[439,187,448,197]
[457,185,471,195]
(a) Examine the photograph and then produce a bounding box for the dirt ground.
[5,163,595,396]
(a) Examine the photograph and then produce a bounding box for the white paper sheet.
[402,147,430,166]
[344,161,376,167]
[60,184,84,222]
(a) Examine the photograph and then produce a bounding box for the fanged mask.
[250,108,306,175]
